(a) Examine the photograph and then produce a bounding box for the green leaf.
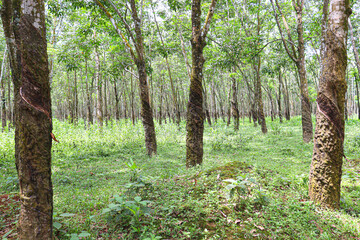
[102,208,111,214]
[60,213,75,217]
[78,231,91,237]
[53,221,62,230]
[70,234,79,240]
[223,179,237,183]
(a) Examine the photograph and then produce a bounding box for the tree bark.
[130,0,157,155]
[231,77,239,131]
[186,0,217,167]
[295,1,313,142]
[15,0,53,237]
[309,0,351,209]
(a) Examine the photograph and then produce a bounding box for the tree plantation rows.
[0,0,359,239]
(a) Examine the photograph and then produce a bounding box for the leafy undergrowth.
[0,194,20,239]
[1,117,360,239]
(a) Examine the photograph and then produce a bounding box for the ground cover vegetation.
[1,117,360,239]
[0,0,360,238]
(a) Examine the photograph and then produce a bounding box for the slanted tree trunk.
[130,0,157,155]
[309,0,351,209]
[186,0,217,167]
[295,4,313,142]
[231,77,239,131]
[15,0,54,237]
[271,0,312,141]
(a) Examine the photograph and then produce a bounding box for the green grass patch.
[0,117,359,239]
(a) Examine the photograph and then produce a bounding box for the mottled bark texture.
[130,0,157,156]
[231,77,239,131]
[7,0,54,238]
[186,0,217,167]
[309,0,351,209]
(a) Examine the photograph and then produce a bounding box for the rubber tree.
[186,0,218,167]
[94,0,157,156]
[1,0,54,238]
[309,0,351,209]
[270,0,313,142]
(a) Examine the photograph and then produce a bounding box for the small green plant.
[125,159,143,182]
[223,174,269,209]
[102,195,154,235]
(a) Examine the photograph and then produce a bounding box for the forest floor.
[0,116,360,239]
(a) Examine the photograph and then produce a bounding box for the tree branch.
[202,0,218,39]
[93,0,136,61]
[270,0,297,63]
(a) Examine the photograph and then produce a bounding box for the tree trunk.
[283,73,291,120]
[295,3,313,142]
[278,69,283,123]
[203,80,212,126]
[130,70,135,125]
[231,77,239,131]
[356,80,360,120]
[211,79,217,122]
[1,51,7,131]
[95,47,103,127]
[1,73,6,132]
[114,80,120,120]
[103,76,108,125]
[227,82,232,126]
[16,0,53,237]
[309,0,351,209]
[85,58,93,125]
[186,0,217,167]
[74,69,78,124]
[254,58,267,133]
[130,0,157,156]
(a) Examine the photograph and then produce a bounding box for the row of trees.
[0,0,356,238]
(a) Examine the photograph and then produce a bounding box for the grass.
[0,116,359,239]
